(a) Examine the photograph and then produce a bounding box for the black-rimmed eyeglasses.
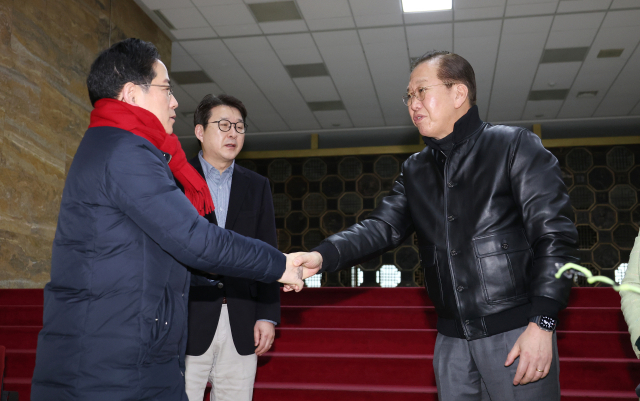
[207,119,247,134]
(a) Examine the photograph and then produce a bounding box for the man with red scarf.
[30,38,302,401]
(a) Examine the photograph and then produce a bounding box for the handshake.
[276,251,324,292]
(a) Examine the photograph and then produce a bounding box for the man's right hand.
[282,252,323,292]
[277,253,305,292]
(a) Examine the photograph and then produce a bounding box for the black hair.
[193,94,248,127]
[86,38,160,106]
[411,50,477,106]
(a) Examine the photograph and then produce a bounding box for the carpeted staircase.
[1,288,638,400]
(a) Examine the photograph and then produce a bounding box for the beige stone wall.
[0,0,171,288]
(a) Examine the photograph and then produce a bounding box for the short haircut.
[193,94,248,127]
[411,50,477,106]
[86,38,160,107]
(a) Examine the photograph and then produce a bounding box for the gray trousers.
[433,326,560,401]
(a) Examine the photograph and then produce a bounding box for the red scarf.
[89,98,214,216]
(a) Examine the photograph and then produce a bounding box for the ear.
[453,84,469,109]
[195,124,205,143]
[120,82,139,105]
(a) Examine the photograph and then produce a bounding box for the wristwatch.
[529,315,557,332]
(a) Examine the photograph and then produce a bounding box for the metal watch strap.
[529,315,557,332]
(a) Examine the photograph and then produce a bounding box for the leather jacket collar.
[422,105,483,154]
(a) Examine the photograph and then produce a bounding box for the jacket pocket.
[145,285,174,362]
[419,245,444,306]
[473,230,531,304]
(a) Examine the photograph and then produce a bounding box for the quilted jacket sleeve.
[105,139,286,284]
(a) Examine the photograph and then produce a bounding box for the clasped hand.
[276,252,323,292]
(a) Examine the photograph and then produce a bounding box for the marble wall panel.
[0,0,171,288]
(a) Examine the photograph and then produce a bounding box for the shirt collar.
[198,150,235,178]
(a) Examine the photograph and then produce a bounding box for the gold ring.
[536,368,544,373]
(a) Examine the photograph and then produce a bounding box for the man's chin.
[227,151,242,159]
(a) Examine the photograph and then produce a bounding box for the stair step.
[0,306,42,326]
[0,326,41,349]
[561,389,639,399]
[4,349,36,379]
[565,288,622,308]
[0,289,43,306]
[251,383,438,401]
[280,287,622,308]
[559,358,640,392]
[279,306,625,331]
[2,377,31,401]
[270,328,635,359]
[558,308,626,331]
[281,305,436,329]
[272,328,436,355]
[281,288,433,307]
[255,353,435,387]
[556,331,635,359]
[254,352,640,391]
[252,384,639,401]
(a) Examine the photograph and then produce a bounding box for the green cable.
[555,262,640,294]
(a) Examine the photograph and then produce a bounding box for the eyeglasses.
[402,83,453,106]
[207,119,247,134]
[139,83,174,98]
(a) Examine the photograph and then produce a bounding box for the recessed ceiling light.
[576,91,598,99]
[402,0,452,13]
[597,49,624,58]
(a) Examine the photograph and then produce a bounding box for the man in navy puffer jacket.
[30,38,303,401]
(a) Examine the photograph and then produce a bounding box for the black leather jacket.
[314,106,578,340]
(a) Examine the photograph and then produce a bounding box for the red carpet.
[0,288,638,400]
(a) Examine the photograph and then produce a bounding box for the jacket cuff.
[311,241,340,273]
[529,296,564,319]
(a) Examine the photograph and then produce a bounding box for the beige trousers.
[184,305,258,401]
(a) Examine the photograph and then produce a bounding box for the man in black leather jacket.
[293,51,578,401]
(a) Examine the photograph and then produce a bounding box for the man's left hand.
[504,322,554,385]
[254,321,276,356]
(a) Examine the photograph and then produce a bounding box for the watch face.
[539,316,557,331]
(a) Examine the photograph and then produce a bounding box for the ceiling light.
[528,89,569,101]
[402,0,452,13]
[541,47,589,63]
[576,91,598,99]
[597,49,624,58]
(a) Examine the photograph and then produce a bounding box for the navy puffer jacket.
[30,127,285,401]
